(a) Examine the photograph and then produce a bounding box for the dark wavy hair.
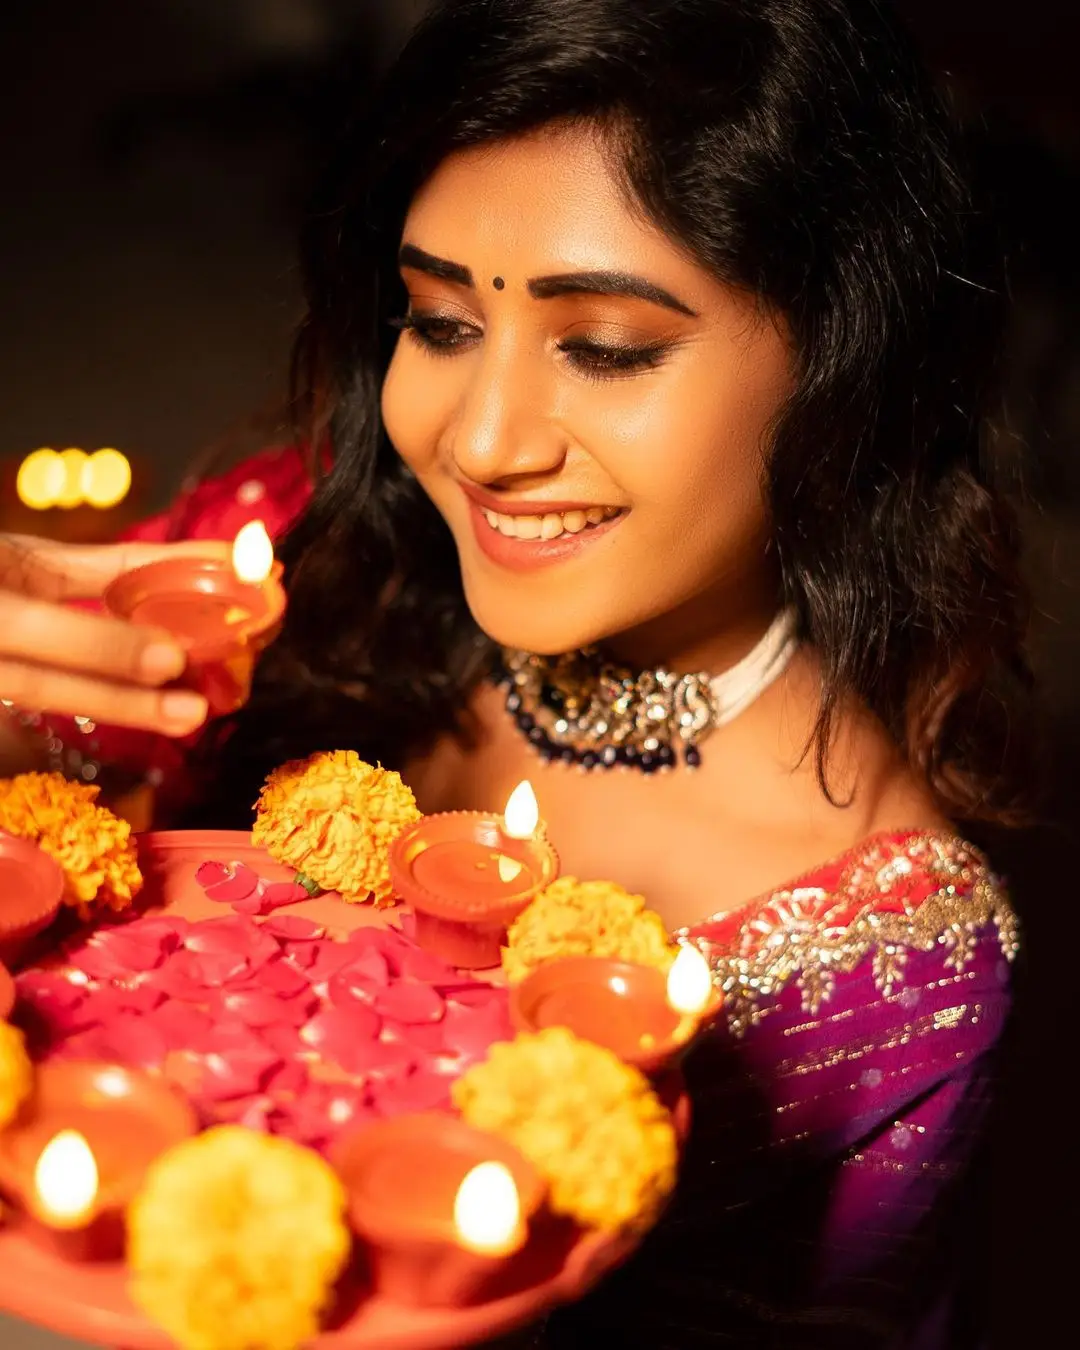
[203,0,1033,826]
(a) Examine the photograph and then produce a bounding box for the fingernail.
[141,641,187,682]
[161,690,208,730]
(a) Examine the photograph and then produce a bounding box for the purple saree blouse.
[542,830,1017,1349]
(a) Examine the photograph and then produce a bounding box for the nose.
[445,340,568,487]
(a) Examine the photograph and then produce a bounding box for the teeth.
[514,515,543,540]
[480,505,620,542]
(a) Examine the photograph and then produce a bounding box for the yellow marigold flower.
[128,1126,351,1350]
[453,1027,677,1232]
[0,772,142,919]
[252,751,420,907]
[0,1021,34,1129]
[502,876,676,983]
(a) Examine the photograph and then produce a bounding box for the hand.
[0,534,233,737]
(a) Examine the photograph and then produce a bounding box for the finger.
[0,659,208,738]
[0,536,234,602]
[0,590,189,687]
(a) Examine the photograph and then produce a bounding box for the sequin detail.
[683,833,1019,1037]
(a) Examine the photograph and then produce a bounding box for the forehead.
[402,123,705,292]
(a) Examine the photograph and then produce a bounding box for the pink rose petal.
[192,951,251,988]
[380,1019,447,1053]
[286,1084,376,1148]
[303,941,362,984]
[149,1002,216,1052]
[119,917,185,953]
[197,1047,281,1102]
[369,1069,452,1116]
[450,985,509,1008]
[67,941,131,982]
[16,970,88,1015]
[344,1038,418,1081]
[84,927,169,972]
[394,945,460,983]
[145,959,210,1002]
[186,917,280,969]
[440,998,513,1060]
[231,893,264,917]
[326,968,380,1012]
[261,916,326,942]
[260,882,312,912]
[280,939,320,971]
[195,860,232,890]
[216,1095,275,1131]
[374,982,445,1025]
[203,863,260,904]
[81,986,166,1023]
[346,948,390,987]
[257,958,314,999]
[265,1059,309,1096]
[92,1014,169,1070]
[300,1004,382,1059]
[220,988,296,1028]
[261,1022,308,1061]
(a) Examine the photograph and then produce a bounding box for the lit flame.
[666,943,713,1016]
[497,854,524,884]
[453,1161,522,1254]
[232,520,274,584]
[81,448,132,509]
[33,1129,99,1225]
[502,780,538,839]
[16,448,66,510]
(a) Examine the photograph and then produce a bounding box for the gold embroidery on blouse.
[685,833,1018,1037]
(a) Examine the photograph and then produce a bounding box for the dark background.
[0,2,1076,1346]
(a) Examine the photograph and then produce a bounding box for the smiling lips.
[462,489,627,570]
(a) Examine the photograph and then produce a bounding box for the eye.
[557,337,673,380]
[388,312,480,354]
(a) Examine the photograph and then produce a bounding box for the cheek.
[381,346,444,474]
[572,365,771,535]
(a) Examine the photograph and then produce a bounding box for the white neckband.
[708,607,799,727]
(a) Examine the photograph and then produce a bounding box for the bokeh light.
[16,447,66,509]
[56,448,89,509]
[81,448,132,509]
[15,446,132,510]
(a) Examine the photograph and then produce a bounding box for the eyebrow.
[527,271,697,317]
[398,244,698,318]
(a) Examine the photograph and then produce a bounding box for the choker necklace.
[496,609,798,772]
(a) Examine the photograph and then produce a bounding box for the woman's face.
[382,123,795,661]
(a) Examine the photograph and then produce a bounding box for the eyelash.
[388,313,673,379]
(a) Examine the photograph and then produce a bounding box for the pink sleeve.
[37,446,313,826]
[122,444,313,545]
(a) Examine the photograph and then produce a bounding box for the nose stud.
[492,276,506,290]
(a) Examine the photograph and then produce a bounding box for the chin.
[462,588,612,656]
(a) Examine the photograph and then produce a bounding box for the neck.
[603,569,781,675]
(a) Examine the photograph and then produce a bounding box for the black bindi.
[492,276,506,290]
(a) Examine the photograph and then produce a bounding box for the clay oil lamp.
[510,942,720,1080]
[332,1111,545,1308]
[0,1060,198,1260]
[390,781,559,969]
[0,833,64,967]
[103,519,286,717]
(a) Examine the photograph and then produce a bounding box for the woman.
[0,1,1029,1344]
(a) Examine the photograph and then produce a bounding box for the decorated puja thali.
[0,759,710,1350]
